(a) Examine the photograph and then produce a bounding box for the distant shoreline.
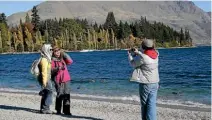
[0,46,207,55]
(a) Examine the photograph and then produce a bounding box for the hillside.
[7,1,211,45]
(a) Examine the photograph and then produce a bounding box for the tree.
[24,27,33,51]
[0,13,7,24]
[25,13,31,23]
[103,12,117,31]
[185,29,192,46]
[124,21,131,38]
[0,31,2,52]
[132,21,142,38]
[20,19,23,26]
[163,28,170,42]
[0,23,9,52]
[93,22,99,32]
[104,29,109,49]
[180,28,184,45]
[111,28,115,48]
[117,21,124,39]
[64,29,69,50]
[7,30,11,52]
[31,6,40,32]
[73,32,77,50]
[185,29,191,41]
[17,26,24,52]
[23,22,34,33]
[13,32,19,51]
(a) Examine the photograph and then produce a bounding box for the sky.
[0,1,211,16]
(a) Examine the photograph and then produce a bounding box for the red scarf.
[144,49,158,59]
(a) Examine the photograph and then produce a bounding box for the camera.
[129,48,136,54]
[130,48,135,52]
[129,48,138,57]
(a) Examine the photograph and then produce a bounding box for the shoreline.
[0,88,210,112]
[0,89,210,120]
[0,46,202,55]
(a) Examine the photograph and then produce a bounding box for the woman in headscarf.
[38,44,54,114]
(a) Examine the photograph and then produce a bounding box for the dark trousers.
[55,81,71,114]
[40,81,53,112]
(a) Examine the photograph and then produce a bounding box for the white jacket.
[129,51,160,84]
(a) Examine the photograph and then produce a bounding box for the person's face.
[53,49,61,58]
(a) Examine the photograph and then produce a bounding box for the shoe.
[64,112,72,116]
[40,110,53,114]
[56,111,61,114]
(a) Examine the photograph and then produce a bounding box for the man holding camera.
[51,46,73,115]
[128,39,159,120]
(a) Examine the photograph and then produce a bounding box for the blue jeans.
[139,83,159,120]
[40,80,53,112]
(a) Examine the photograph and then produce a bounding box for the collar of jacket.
[52,57,63,61]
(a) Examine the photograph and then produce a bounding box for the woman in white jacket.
[128,39,159,120]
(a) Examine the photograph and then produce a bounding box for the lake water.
[0,46,211,105]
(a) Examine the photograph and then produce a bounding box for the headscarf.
[40,44,53,62]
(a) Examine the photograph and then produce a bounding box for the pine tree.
[93,22,99,32]
[133,21,142,38]
[103,12,117,31]
[124,21,131,38]
[117,21,124,39]
[0,13,7,24]
[20,19,23,26]
[31,6,40,32]
[180,28,184,46]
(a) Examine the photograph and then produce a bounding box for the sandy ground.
[0,91,210,120]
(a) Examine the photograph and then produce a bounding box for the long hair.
[52,50,64,60]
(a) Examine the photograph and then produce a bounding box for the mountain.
[6,1,211,45]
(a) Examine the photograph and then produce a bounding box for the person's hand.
[128,49,131,55]
[134,48,139,54]
[41,84,46,89]
[58,66,65,70]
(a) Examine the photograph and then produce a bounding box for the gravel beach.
[0,90,210,120]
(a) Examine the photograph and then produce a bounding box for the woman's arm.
[51,61,59,74]
[40,58,49,87]
[63,52,73,65]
